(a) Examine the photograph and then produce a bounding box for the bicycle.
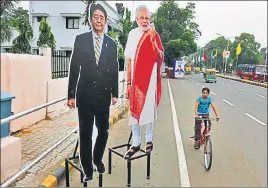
[190,116,217,171]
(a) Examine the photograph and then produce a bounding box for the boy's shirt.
[197,96,212,115]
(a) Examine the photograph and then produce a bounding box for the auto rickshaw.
[204,69,217,83]
[195,67,200,74]
[185,66,192,74]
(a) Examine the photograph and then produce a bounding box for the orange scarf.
[129,30,164,124]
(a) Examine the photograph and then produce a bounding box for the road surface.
[59,74,267,187]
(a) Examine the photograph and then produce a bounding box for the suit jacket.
[67,31,118,108]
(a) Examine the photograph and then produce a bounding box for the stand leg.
[83,181,87,187]
[80,171,83,183]
[127,160,131,187]
[127,131,132,145]
[146,154,151,180]
[73,139,79,158]
[65,159,70,187]
[80,171,87,187]
[99,173,103,187]
[108,149,112,174]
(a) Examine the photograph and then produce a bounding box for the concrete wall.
[47,78,69,118]
[0,48,68,132]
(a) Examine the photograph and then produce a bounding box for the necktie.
[95,36,101,65]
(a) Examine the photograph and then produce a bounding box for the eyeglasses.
[138,16,150,21]
[93,14,105,22]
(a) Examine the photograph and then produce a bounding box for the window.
[66,17,79,29]
[66,51,72,57]
[32,49,39,55]
[37,17,46,22]
[5,48,11,53]
[1,48,10,53]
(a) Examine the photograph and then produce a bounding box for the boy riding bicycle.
[194,87,220,149]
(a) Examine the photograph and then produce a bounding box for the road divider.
[216,74,268,88]
[245,113,267,126]
[222,99,235,107]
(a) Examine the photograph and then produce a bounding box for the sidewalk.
[9,72,127,187]
[58,80,181,187]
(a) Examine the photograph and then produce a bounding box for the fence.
[51,50,70,79]
[0,97,78,187]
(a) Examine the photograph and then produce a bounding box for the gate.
[51,50,70,79]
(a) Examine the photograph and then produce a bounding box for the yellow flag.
[236,42,242,56]
[213,49,218,57]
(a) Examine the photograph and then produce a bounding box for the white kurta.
[124,27,158,126]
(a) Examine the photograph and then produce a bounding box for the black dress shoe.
[94,162,105,174]
[83,175,93,182]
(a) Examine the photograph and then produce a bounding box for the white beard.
[137,22,150,31]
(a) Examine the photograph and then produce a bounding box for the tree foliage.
[201,36,231,69]
[117,7,132,50]
[0,0,19,43]
[37,18,56,50]
[0,0,19,16]
[82,0,96,27]
[194,32,263,70]
[10,7,33,54]
[229,33,262,65]
[153,1,201,65]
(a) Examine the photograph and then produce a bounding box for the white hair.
[135,5,151,18]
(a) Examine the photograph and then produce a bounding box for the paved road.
[172,74,267,187]
[59,76,267,187]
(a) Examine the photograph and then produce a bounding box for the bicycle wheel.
[204,136,212,171]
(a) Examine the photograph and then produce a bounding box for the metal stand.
[108,131,151,187]
[65,140,103,187]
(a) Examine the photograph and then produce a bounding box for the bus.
[236,64,268,82]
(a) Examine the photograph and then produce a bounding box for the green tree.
[117,7,132,50]
[204,36,231,69]
[0,0,19,16]
[230,33,262,65]
[153,1,201,65]
[0,0,19,43]
[37,18,56,50]
[82,0,96,27]
[107,30,119,40]
[10,7,33,54]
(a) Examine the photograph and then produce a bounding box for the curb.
[38,103,129,187]
[216,74,268,88]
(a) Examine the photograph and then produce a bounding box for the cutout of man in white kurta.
[124,5,164,159]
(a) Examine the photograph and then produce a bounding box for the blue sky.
[19,1,267,48]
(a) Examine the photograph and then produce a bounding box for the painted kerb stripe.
[216,74,267,88]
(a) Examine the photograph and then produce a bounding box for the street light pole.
[216,33,236,74]
[225,40,229,73]
[264,47,267,82]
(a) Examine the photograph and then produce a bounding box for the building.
[1,1,122,54]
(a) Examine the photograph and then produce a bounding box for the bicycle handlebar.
[196,117,218,121]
